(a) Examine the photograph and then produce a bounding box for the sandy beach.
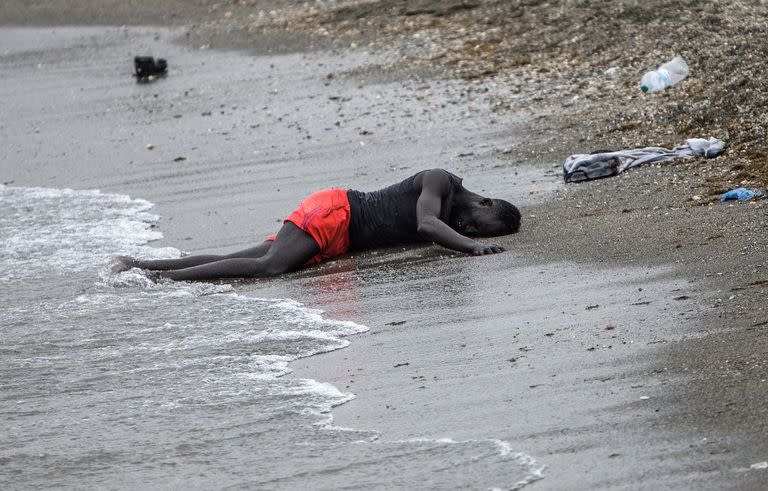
[2,1,767,489]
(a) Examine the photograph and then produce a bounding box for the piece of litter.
[720,187,765,202]
[145,144,155,150]
[750,461,768,470]
[133,56,167,82]
[563,137,724,183]
[639,396,650,400]
[640,56,689,93]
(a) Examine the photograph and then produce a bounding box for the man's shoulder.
[414,169,464,198]
[418,169,463,188]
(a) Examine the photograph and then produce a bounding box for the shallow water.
[0,185,543,489]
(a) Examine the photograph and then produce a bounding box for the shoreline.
[2,2,766,488]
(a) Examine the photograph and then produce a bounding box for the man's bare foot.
[110,255,135,274]
[144,269,162,282]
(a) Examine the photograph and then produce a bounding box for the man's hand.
[470,243,505,255]
[415,170,509,256]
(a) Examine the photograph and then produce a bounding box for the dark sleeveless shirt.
[346,170,463,251]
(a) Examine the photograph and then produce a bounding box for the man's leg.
[156,222,319,281]
[114,241,273,272]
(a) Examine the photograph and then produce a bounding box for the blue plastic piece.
[720,187,764,202]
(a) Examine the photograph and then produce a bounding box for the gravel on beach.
[183,0,768,188]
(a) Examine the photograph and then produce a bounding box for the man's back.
[346,170,463,251]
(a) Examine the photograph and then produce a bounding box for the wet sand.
[2,6,767,491]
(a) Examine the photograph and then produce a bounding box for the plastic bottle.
[640,56,690,93]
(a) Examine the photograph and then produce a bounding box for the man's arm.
[415,169,504,255]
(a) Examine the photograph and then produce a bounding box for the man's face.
[452,202,508,237]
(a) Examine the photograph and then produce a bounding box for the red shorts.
[266,189,351,265]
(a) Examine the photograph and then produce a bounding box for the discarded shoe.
[134,56,168,81]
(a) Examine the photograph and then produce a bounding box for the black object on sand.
[134,56,167,81]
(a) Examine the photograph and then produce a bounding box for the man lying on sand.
[111,168,521,281]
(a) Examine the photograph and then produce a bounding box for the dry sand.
[1,1,767,489]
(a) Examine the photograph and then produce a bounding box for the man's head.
[450,197,521,237]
